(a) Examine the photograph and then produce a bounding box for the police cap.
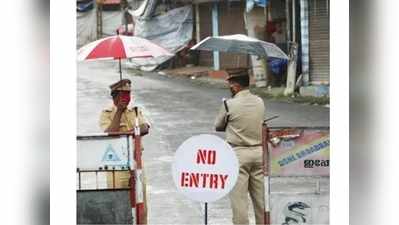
[110,79,132,92]
[226,69,250,87]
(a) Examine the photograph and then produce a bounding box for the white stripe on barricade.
[135,169,144,203]
[264,176,270,211]
[131,208,136,225]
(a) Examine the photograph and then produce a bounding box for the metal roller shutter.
[309,0,329,84]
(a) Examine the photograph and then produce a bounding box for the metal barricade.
[263,123,330,225]
[76,132,143,225]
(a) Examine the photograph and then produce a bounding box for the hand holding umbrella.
[77,35,173,80]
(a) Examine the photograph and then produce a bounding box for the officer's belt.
[228,143,262,148]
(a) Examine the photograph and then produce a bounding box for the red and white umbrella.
[77,35,173,79]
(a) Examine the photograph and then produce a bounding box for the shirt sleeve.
[99,111,112,131]
[138,108,151,128]
[214,103,228,131]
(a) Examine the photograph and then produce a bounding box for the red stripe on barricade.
[135,135,142,169]
[136,202,145,225]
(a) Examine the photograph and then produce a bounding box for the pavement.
[158,66,330,106]
[78,61,329,224]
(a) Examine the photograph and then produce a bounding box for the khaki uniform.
[100,105,150,132]
[215,89,265,225]
[99,105,150,224]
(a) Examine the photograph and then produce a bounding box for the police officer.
[100,79,150,134]
[214,70,265,225]
[99,79,150,224]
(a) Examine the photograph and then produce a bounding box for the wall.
[198,2,248,69]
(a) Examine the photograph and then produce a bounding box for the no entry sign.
[172,134,239,203]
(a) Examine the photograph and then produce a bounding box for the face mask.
[230,87,236,97]
[119,92,131,104]
[229,82,237,97]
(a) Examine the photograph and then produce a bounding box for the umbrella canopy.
[78,35,173,61]
[77,35,173,79]
[190,34,288,60]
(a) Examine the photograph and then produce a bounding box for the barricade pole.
[204,202,208,225]
[262,122,271,225]
[134,116,145,225]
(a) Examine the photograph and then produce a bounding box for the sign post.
[172,134,239,225]
[205,202,208,225]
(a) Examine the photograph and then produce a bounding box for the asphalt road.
[77,61,329,224]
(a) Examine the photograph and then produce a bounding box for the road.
[77,60,329,224]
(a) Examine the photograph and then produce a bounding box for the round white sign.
[172,134,239,203]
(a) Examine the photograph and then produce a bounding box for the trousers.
[229,146,265,225]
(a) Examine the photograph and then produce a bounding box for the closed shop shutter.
[199,2,247,69]
[309,0,329,84]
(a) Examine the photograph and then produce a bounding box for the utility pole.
[121,0,129,35]
[96,0,103,39]
[285,0,291,51]
[284,0,298,96]
[212,2,220,70]
[195,4,201,43]
[300,0,310,86]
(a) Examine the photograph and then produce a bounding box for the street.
[77,60,329,224]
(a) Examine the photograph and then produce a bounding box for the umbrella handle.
[119,58,122,80]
